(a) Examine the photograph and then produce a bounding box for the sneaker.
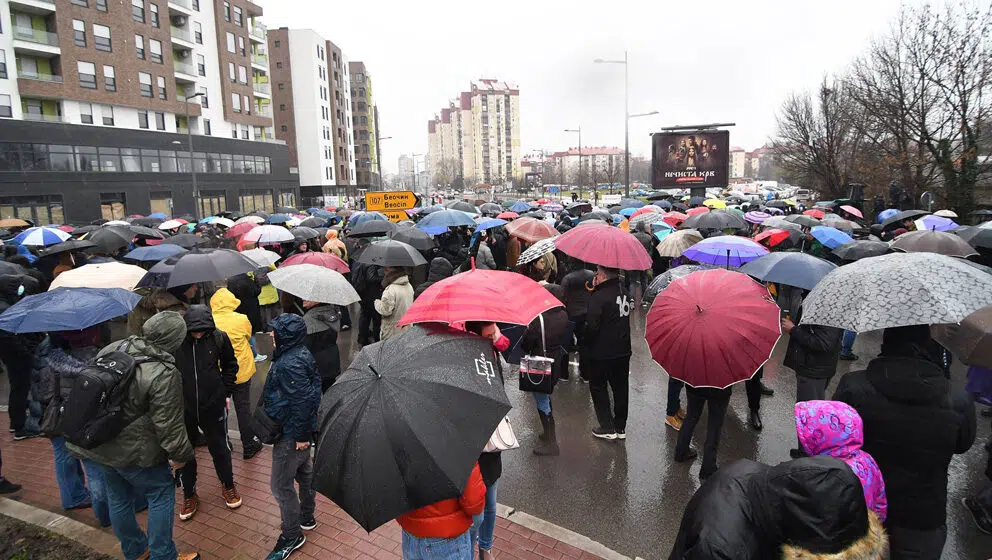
[266,534,306,560]
[665,415,683,431]
[179,495,199,521]
[177,553,201,560]
[222,485,242,509]
[12,430,39,441]
[300,517,317,531]
[340,325,350,331]
[839,353,858,361]
[0,477,22,494]
[676,408,686,420]
[254,354,268,363]
[244,439,264,460]
[616,430,626,440]
[592,427,617,440]
[964,497,992,535]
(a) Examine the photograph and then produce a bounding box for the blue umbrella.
[199,216,218,224]
[611,214,624,225]
[12,227,71,247]
[148,212,169,219]
[683,236,769,267]
[311,209,334,218]
[740,252,837,291]
[417,225,448,235]
[653,229,674,242]
[0,287,142,333]
[915,215,958,232]
[418,210,478,229]
[656,200,673,210]
[619,208,638,218]
[123,244,189,262]
[877,208,899,224]
[474,219,508,233]
[266,213,293,224]
[509,201,531,213]
[350,211,389,226]
[620,198,645,209]
[811,226,855,249]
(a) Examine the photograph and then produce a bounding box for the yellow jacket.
[210,288,256,383]
[258,266,279,306]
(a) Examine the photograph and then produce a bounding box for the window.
[135,35,145,59]
[73,146,98,172]
[155,112,165,131]
[0,51,6,80]
[138,72,152,97]
[242,95,249,114]
[204,119,211,136]
[278,83,284,90]
[196,54,206,76]
[241,127,249,140]
[233,6,243,25]
[223,1,230,21]
[103,65,115,91]
[150,191,172,216]
[237,65,247,84]
[78,61,97,89]
[232,93,241,113]
[138,110,149,129]
[194,22,202,44]
[280,125,287,132]
[149,39,162,63]
[120,148,140,172]
[71,0,88,6]
[279,104,285,111]
[274,40,281,48]
[275,61,282,69]
[93,24,111,52]
[192,0,199,10]
[231,128,238,139]
[80,103,94,124]
[227,62,235,82]
[100,193,126,221]
[132,0,145,23]
[199,87,208,107]
[157,75,166,99]
[73,20,86,48]
[226,32,235,53]
[101,105,114,126]
[149,4,159,27]
[160,151,177,172]
[238,36,245,56]
[96,0,107,10]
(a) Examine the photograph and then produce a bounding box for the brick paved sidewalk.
[0,416,605,560]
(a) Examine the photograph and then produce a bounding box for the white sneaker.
[254,354,267,362]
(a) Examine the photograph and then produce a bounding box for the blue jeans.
[80,459,112,527]
[102,463,177,560]
[51,436,90,510]
[470,481,499,551]
[402,530,473,560]
[532,393,551,415]
[249,335,257,355]
[841,330,857,356]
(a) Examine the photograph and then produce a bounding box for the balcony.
[251,53,268,68]
[17,70,61,83]
[173,60,198,82]
[8,0,55,14]
[23,112,62,123]
[255,104,272,118]
[170,26,194,48]
[12,25,61,57]
[167,0,192,15]
[249,24,266,43]
[252,81,270,96]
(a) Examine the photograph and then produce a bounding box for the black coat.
[226,273,263,333]
[302,304,341,391]
[669,457,878,560]
[560,270,595,318]
[174,305,239,416]
[584,278,632,360]
[833,356,976,530]
[414,257,454,300]
[783,308,843,380]
[521,284,569,387]
[351,261,384,303]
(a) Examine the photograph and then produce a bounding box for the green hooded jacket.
[67,311,194,468]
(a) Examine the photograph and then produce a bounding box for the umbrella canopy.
[686,206,710,217]
[504,217,558,244]
[683,236,769,267]
[243,225,294,244]
[934,209,958,218]
[138,249,257,289]
[820,216,859,232]
[210,217,235,228]
[266,213,293,224]
[831,240,891,261]
[388,228,436,251]
[225,222,258,239]
[280,251,350,273]
[123,244,188,262]
[349,212,389,226]
[0,287,142,333]
[12,227,70,247]
[267,264,359,305]
[646,269,781,388]
[682,210,745,231]
[784,214,821,228]
[418,210,477,229]
[618,207,638,218]
[50,262,147,290]
[240,247,281,267]
[740,252,837,291]
[810,226,854,249]
[877,209,899,223]
[38,239,96,257]
[349,220,398,238]
[629,212,665,231]
[82,227,132,254]
[158,219,188,230]
[509,201,531,213]
[702,199,726,209]
[496,211,519,220]
[744,211,772,224]
[802,209,825,219]
[656,229,703,257]
[479,202,503,216]
[662,212,688,228]
[753,228,794,248]
[445,201,477,213]
[932,306,992,369]
[541,203,564,213]
[645,264,715,299]
[554,223,652,270]
[474,219,507,233]
[620,198,645,209]
[313,324,511,532]
[161,233,210,249]
[356,240,427,267]
[881,209,929,229]
[954,226,992,249]
[800,252,992,332]
[515,237,558,266]
[914,215,958,232]
[890,230,978,258]
[840,205,864,219]
[234,215,266,226]
[399,269,561,327]
[0,218,30,228]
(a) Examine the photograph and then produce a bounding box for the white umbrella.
[934,209,958,218]
[241,247,281,267]
[105,220,130,226]
[158,219,187,230]
[516,237,558,266]
[235,215,266,225]
[50,262,148,291]
[212,217,235,228]
[243,225,294,244]
[267,264,360,305]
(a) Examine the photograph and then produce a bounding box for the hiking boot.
[759,382,775,396]
[676,408,686,420]
[266,534,306,560]
[749,410,763,431]
[12,430,39,441]
[177,553,200,560]
[244,439,264,460]
[674,448,698,463]
[533,413,559,456]
[839,353,858,361]
[592,427,617,440]
[964,496,992,535]
[300,516,317,531]
[222,485,242,509]
[665,415,683,431]
[0,477,22,494]
[179,495,199,521]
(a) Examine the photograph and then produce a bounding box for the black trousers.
[744,367,764,412]
[230,378,256,448]
[571,315,589,381]
[3,357,31,432]
[339,305,352,329]
[178,406,234,498]
[588,356,630,432]
[675,388,731,477]
[357,299,381,345]
[887,524,946,560]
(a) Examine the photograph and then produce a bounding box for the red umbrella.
[536,198,551,205]
[687,207,710,217]
[803,209,825,219]
[398,269,563,327]
[496,212,519,220]
[280,251,350,273]
[630,207,656,219]
[225,222,259,239]
[554,223,652,270]
[505,217,558,243]
[753,228,792,248]
[646,269,781,388]
[663,212,688,227]
[840,205,863,219]
[57,225,75,233]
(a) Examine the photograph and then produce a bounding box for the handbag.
[484,416,520,452]
[519,314,556,394]
[250,391,282,445]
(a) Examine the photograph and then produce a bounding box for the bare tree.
[600,156,624,193]
[432,158,460,187]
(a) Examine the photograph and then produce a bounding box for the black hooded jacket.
[414,257,454,299]
[302,303,341,391]
[174,304,239,416]
[226,273,263,333]
[584,277,632,359]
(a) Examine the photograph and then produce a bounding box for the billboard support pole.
[624,50,629,199]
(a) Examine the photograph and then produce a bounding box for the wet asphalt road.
[3,304,991,559]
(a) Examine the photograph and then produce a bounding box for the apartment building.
[0,0,295,222]
[427,78,520,187]
[349,60,379,186]
[546,147,623,182]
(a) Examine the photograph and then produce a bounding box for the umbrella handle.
[368,364,382,379]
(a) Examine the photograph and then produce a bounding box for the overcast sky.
[260,0,925,174]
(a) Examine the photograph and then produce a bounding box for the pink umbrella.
[840,205,864,219]
[554,223,652,270]
[687,207,710,217]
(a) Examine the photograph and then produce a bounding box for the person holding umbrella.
[374,266,414,341]
[585,266,632,440]
[301,300,341,392]
[414,257,454,300]
[0,274,44,439]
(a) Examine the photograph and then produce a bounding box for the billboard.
[652,130,730,189]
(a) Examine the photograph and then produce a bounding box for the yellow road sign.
[365,191,420,212]
[382,210,407,222]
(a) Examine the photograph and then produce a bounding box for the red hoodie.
[397,463,486,538]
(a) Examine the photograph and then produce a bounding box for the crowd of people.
[0,192,989,560]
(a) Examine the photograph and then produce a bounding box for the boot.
[533,412,559,456]
[537,409,550,442]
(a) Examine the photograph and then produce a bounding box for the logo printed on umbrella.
[475,353,496,385]
[617,295,631,318]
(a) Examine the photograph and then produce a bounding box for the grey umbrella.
[831,240,890,261]
[357,240,428,267]
[740,252,837,291]
[446,201,477,213]
[762,217,803,231]
[389,228,436,251]
[136,248,256,289]
[292,226,321,241]
[800,252,992,332]
[890,230,979,258]
[783,214,821,228]
[349,220,398,238]
[645,264,716,299]
[479,203,502,216]
[267,264,360,305]
[881,209,929,229]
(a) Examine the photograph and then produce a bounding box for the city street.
[3,303,990,559]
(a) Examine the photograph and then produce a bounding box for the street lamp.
[410,153,424,203]
[564,127,581,199]
[183,91,205,219]
[376,136,392,189]
[593,52,633,197]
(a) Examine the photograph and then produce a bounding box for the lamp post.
[564,127,581,199]
[410,153,423,203]
[594,52,633,197]
[183,91,205,219]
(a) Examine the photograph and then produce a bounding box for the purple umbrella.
[541,203,565,213]
[744,211,772,224]
[914,214,958,232]
[683,236,769,268]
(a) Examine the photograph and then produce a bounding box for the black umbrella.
[71,225,101,237]
[479,203,502,216]
[566,202,593,217]
[784,214,821,228]
[830,240,891,261]
[446,201,477,213]
[356,240,428,267]
[299,217,328,229]
[955,226,992,249]
[389,227,436,251]
[136,248,257,289]
[688,196,705,207]
[130,217,164,228]
[38,239,96,257]
[313,324,512,532]
[646,193,670,201]
[128,225,167,239]
[162,233,209,249]
[579,210,612,223]
[85,227,132,253]
[881,209,929,229]
[349,220,398,238]
[672,202,688,212]
[682,210,747,230]
[292,226,320,242]
[765,200,788,209]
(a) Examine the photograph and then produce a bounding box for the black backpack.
[58,342,155,450]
